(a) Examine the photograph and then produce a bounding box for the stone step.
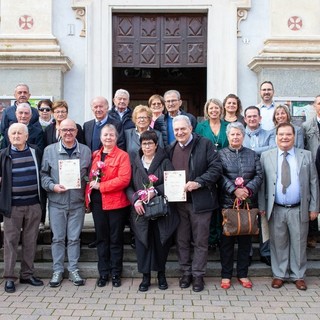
[1,260,320,279]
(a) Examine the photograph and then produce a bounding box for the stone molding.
[72,0,92,37]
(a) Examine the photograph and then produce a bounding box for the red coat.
[86,146,131,210]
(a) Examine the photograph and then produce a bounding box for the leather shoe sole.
[20,277,44,286]
[271,278,283,289]
[179,275,192,289]
[5,281,15,293]
[97,275,109,287]
[295,279,307,290]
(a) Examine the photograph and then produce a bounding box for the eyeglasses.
[165,99,179,104]
[137,116,149,121]
[141,142,155,147]
[54,110,67,114]
[60,128,76,133]
[39,108,51,112]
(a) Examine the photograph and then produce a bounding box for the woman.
[218,122,262,289]
[222,94,245,126]
[124,104,164,162]
[126,130,179,292]
[44,100,84,146]
[148,94,165,128]
[195,98,229,150]
[37,99,53,130]
[272,104,304,148]
[86,124,131,288]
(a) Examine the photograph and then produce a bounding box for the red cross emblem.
[18,15,34,30]
[287,16,302,31]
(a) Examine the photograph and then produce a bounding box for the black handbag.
[143,195,169,220]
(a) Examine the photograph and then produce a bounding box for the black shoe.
[130,236,136,249]
[112,275,121,287]
[88,241,97,249]
[260,256,271,266]
[139,273,151,292]
[157,272,168,290]
[4,280,15,293]
[179,275,192,288]
[20,276,44,286]
[192,276,204,292]
[97,275,109,287]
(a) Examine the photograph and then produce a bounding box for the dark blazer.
[83,117,124,151]
[44,121,84,147]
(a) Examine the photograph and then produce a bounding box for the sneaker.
[69,270,85,286]
[49,272,63,287]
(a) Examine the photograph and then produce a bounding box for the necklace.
[210,121,221,148]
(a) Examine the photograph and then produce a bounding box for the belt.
[275,203,300,208]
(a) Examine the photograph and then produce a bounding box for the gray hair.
[15,83,30,92]
[172,115,191,126]
[101,124,119,140]
[114,89,130,100]
[226,122,245,136]
[164,89,181,100]
[8,122,29,135]
[16,103,32,114]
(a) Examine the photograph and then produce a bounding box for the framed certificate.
[164,170,186,202]
[59,159,81,189]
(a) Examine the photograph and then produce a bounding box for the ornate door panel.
[113,14,207,68]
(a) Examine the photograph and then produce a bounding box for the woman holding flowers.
[126,130,179,292]
[86,124,131,288]
[218,122,262,289]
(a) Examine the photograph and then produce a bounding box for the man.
[41,118,91,287]
[257,81,276,131]
[0,123,44,293]
[169,115,222,292]
[155,90,197,146]
[243,106,276,266]
[1,84,39,135]
[109,89,135,131]
[1,103,44,151]
[302,95,320,248]
[259,123,319,290]
[83,96,124,151]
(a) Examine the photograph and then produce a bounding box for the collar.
[278,147,295,156]
[96,115,108,125]
[178,134,193,148]
[260,101,275,109]
[245,125,261,136]
[10,144,29,151]
[58,139,79,153]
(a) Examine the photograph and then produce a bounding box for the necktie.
[281,151,291,194]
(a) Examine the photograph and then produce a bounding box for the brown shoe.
[295,279,307,291]
[307,236,317,248]
[271,278,283,289]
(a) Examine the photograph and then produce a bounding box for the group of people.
[0,81,319,294]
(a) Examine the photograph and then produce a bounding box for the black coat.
[168,133,222,213]
[218,146,263,208]
[126,147,179,248]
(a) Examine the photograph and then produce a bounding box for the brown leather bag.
[222,200,259,236]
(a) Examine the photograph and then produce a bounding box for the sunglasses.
[38,108,51,112]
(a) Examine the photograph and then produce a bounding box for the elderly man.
[41,118,91,287]
[257,81,276,131]
[259,123,319,290]
[1,103,44,151]
[109,89,135,131]
[83,96,124,151]
[0,123,44,293]
[154,90,197,146]
[1,83,39,135]
[168,115,222,292]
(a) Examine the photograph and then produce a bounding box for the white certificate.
[164,170,186,202]
[59,159,81,189]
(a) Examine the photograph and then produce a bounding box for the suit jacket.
[258,148,319,223]
[83,117,124,151]
[302,117,320,160]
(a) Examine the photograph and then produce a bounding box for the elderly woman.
[272,104,304,149]
[222,94,245,126]
[124,104,164,162]
[218,122,263,289]
[126,130,179,292]
[37,99,53,130]
[44,100,84,146]
[86,124,131,288]
[148,94,165,128]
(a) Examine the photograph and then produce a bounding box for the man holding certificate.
[169,115,222,292]
[41,118,91,287]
